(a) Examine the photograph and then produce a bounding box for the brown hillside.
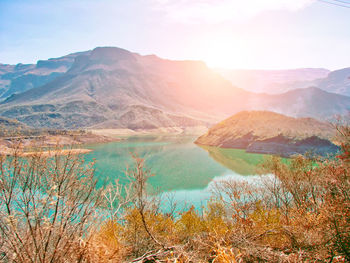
[195,111,338,156]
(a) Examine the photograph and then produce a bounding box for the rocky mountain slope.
[0,47,349,129]
[1,47,232,129]
[0,116,27,130]
[195,111,339,157]
[0,51,89,100]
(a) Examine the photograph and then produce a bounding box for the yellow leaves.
[84,136,350,262]
[249,203,281,229]
[99,221,122,246]
[85,220,127,262]
[212,244,241,263]
[176,206,206,238]
[205,202,230,236]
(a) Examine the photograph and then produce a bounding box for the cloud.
[151,0,315,23]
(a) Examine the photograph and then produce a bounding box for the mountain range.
[216,67,350,96]
[0,47,349,129]
[215,68,330,94]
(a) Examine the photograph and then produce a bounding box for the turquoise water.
[84,135,271,209]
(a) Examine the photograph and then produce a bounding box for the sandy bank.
[89,126,208,137]
[0,147,92,157]
[0,133,119,156]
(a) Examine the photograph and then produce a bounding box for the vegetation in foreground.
[0,125,349,262]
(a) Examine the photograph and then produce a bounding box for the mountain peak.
[90,47,135,61]
[67,47,137,74]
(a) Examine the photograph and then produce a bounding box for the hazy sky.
[0,0,349,69]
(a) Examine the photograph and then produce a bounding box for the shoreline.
[88,126,209,137]
[0,147,93,157]
[0,132,119,157]
[0,126,209,156]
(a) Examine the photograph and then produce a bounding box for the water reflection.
[198,145,269,175]
[160,172,274,211]
[84,136,272,206]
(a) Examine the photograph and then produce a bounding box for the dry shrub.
[0,146,103,262]
[84,220,128,262]
[1,124,349,262]
[211,244,242,263]
[112,123,349,262]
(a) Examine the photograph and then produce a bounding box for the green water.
[84,135,271,208]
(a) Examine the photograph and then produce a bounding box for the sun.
[199,36,250,69]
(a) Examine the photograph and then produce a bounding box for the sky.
[0,0,349,70]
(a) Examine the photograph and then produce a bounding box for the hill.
[195,111,339,157]
[0,116,27,130]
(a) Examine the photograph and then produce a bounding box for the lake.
[84,135,271,210]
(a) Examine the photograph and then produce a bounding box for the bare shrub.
[0,147,103,262]
[2,123,348,262]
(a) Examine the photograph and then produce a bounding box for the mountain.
[215,68,330,94]
[0,47,349,129]
[0,116,27,130]
[195,111,339,157]
[217,67,350,97]
[314,67,350,96]
[0,47,238,129]
[243,87,350,120]
[0,51,89,100]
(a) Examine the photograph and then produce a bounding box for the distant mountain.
[215,68,330,94]
[314,68,350,96]
[0,51,89,100]
[0,47,349,129]
[243,87,350,120]
[216,67,350,97]
[195,111,339,157]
